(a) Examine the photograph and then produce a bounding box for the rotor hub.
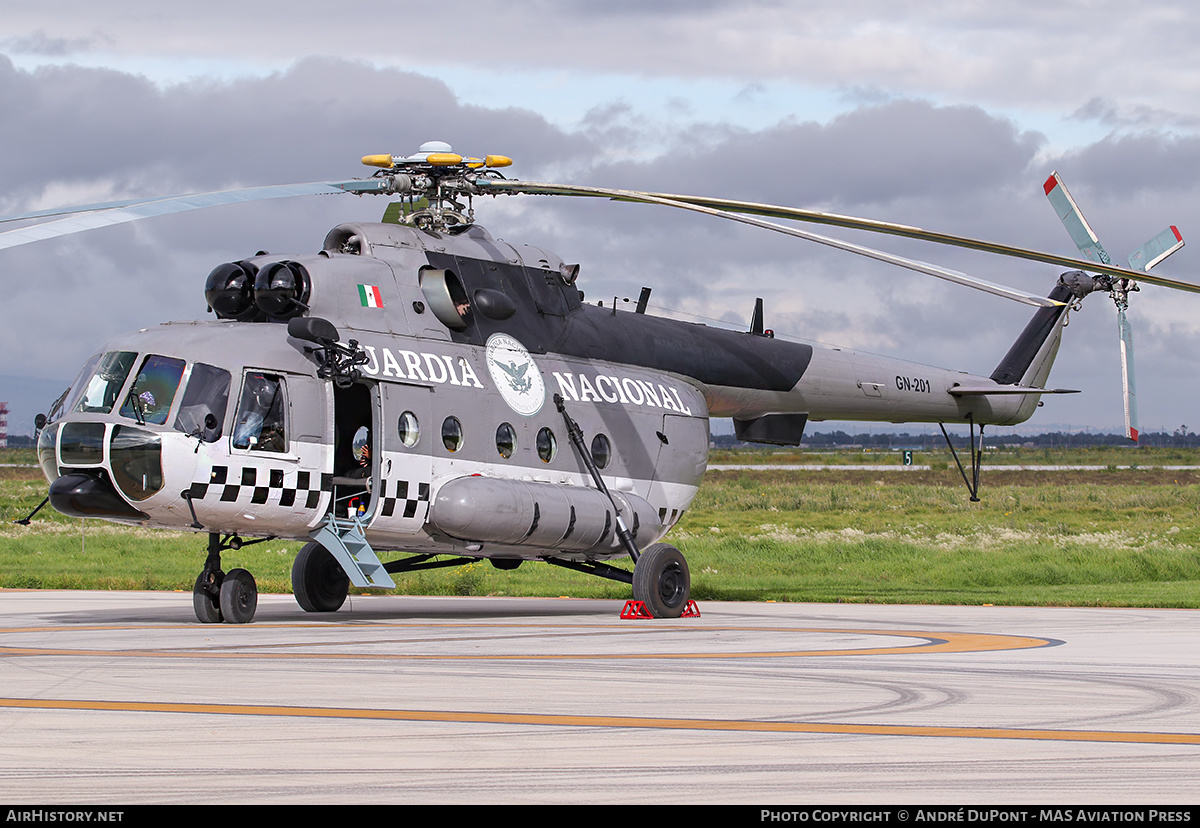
[358,142,514,232]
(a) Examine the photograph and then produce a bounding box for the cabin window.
[397,411,420,447]
[232,372,287,452]
[495,422,516,459]
[536,427,556,463]
[174,363,231,442]
[119,355,186,426]
[591,433,611,469]
[441,416,464,452]
[72,351,137,415]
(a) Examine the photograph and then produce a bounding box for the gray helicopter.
[4,142,1194,623]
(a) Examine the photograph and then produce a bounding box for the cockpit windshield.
[119,355,187,425]
[72,351,137,415]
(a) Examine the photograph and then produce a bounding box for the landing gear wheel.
[632,543,691,618]
[219,568,257,624]
[292,541,349,613]
[193,572,223,624]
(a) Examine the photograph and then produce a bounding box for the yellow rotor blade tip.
[361,154,395,168]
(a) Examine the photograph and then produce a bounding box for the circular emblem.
[485,333,545,416]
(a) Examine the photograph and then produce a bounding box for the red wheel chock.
[620,600,701,619]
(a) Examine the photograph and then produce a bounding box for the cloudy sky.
[2,1,1199,437]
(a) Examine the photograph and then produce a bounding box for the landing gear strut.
[191,531,266,624]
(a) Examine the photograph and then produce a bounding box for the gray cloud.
[0,30,108,57]
[6,2,1200,119]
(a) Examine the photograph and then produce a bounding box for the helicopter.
[4,141,1195,623]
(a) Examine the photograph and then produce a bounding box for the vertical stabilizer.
[991,273,1095,387]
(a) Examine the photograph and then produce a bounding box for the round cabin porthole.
[442,416,464,452]
[397,411,419,447]
[496,422,516,459]
[536,427,556,463]
[591,433,611,469]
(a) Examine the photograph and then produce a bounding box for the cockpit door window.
[174,363,232,442]
[232,372,287,452]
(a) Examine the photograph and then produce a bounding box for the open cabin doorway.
[331,381,377,518]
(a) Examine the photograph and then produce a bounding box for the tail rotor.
[1043,172,1184,442]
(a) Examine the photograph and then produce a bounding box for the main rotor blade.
[0,180,378,251]
[0,197,152,224]
[482,180,1200,295]
[479,181,1059,307]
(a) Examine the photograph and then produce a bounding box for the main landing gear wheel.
[219,568,258,624]
[193,571,223,624]
[292,541,350,613]
[632,542,691,618]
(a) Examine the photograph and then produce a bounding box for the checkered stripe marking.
[379,479,431,519]
[188,466,333,510]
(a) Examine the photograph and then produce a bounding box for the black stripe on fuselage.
[556,305,813,392]
[425,251,813,392]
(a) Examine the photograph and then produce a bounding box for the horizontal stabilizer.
[949,384,1079,396]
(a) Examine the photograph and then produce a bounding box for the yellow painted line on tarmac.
[0,624,1057,660]
[0,697,1196,745]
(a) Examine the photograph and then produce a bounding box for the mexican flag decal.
[358,284,384,308]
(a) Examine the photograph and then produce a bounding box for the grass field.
[2,448,1198,607]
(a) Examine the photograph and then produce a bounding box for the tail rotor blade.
[1117,307,1139,442]
[1128,226,1185,272]
[1043,171,1113,265]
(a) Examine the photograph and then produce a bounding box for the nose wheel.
[191,532,263,624]
[219,569,258,624]
[193,571,223,623]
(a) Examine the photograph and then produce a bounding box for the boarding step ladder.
[308,514,396,589]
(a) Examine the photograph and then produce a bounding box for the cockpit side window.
[120,355,187,425]
[232,372,287,452]
[72,351,137,415]
[174,363,232,442]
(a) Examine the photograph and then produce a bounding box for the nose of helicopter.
[40,419,194,522]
